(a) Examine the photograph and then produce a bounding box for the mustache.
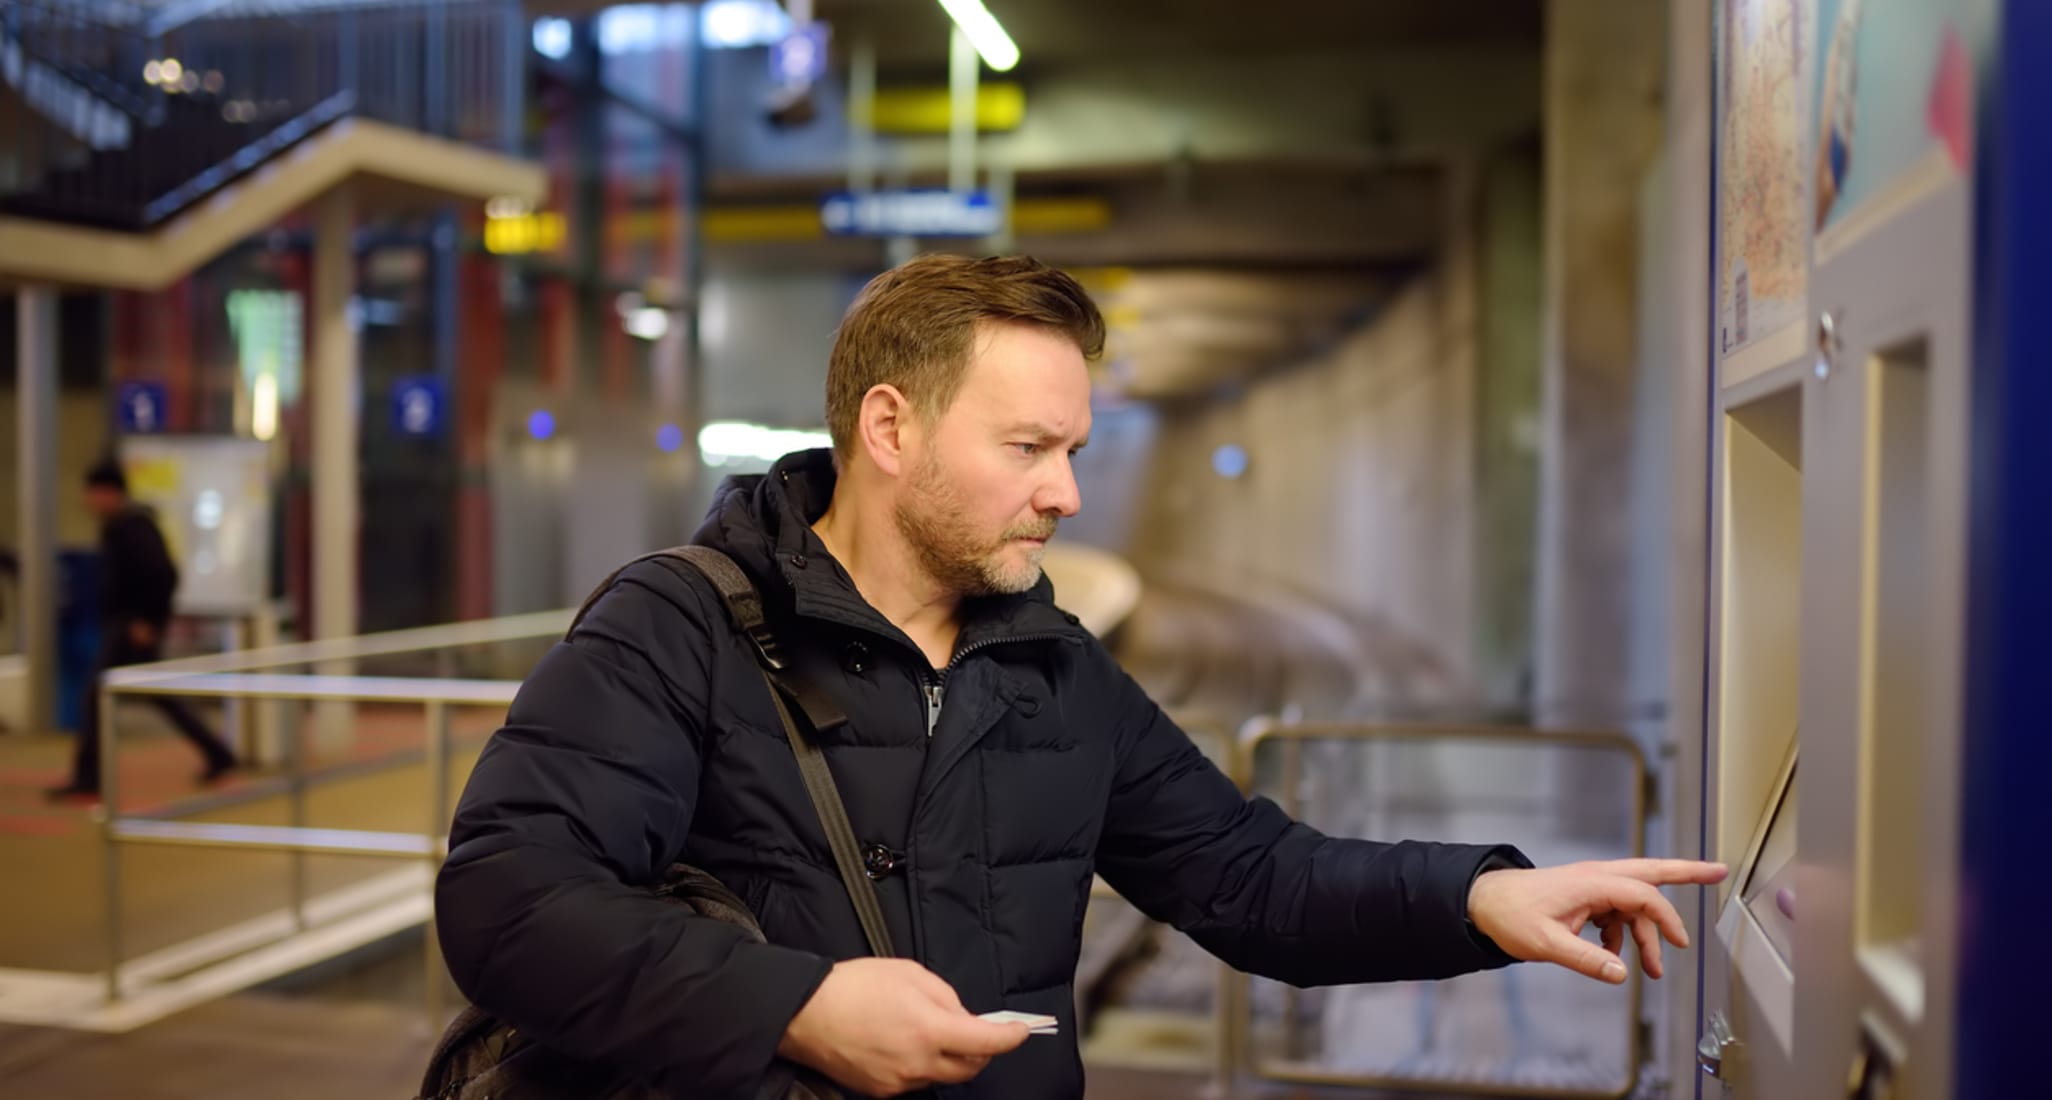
[1004,519,1058,541]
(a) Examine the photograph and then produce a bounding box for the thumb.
[934,1016,1031,1058]
[1540,923,1629,985]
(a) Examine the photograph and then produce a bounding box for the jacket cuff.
[655,942,836,1098]
[1462,845,1535,968]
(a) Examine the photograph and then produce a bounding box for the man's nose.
[1037,456,1081,518]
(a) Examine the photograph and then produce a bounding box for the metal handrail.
[92,602,573,1028]
[105,671,524,704]
[102,607,569,681]
[1221,716,1650,1100]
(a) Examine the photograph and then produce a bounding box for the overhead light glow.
[194,489,225,531]
[699,421,831,466]
[624,307,670,341]
[934,0,1019,72]
[700,0,792,49]
[532,17,572,60]
[251,371,279,442]
[599,3,698,54]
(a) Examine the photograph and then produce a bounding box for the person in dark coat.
[435,255,1726,1099]
[47,460,237,799]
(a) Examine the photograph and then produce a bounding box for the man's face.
[84,485,122,521]
[894,321,1092,597]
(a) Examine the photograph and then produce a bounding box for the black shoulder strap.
[569,546,896,959]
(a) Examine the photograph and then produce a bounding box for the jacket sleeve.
[435,561,834,1097]
[1087,644,1530,987]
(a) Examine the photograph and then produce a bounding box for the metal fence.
[95,609,567,1026]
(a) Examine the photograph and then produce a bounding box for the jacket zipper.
[923,679,944,738]
[919,632,1069,739]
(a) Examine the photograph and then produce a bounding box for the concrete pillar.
[1532,0,1668,728]
[312,187,359,749]
[1438,154,1482,687]
[17,289,58,734]
[1473,140,1544,706]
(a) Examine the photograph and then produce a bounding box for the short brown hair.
[826,254,1105,463]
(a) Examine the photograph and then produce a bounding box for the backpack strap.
[568,546,897,960]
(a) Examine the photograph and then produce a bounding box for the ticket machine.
[1693,1,1992,1096]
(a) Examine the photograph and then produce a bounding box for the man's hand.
[777,958,1030,1096]
[1468,858,1728,984]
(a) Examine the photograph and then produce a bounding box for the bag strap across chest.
[570,545,896,959]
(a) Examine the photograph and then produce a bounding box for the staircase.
[0,0,523,233]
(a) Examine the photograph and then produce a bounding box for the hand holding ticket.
[978,1010,1058,1035]
[778,959,1035,1095]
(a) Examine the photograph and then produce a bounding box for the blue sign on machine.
[820,189,1002,238]
[771,22,829,87]
[116,381,167,433]
[392,376,445,438]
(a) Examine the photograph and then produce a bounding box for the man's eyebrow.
[999,421,1088,447]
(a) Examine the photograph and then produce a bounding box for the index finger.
[1597,858,1729,887]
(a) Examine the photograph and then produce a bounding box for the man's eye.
[1013,443,1040,456]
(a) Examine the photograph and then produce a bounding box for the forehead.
[951,322,1093,431]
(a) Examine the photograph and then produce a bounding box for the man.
[48,461,237,800]
[437,255,1724,1099]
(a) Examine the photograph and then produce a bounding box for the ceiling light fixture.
[934,0,1019,72]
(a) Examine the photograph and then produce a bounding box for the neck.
[810,474,961,642]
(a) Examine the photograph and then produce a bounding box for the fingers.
[1632,914,1664,980]
[1540,923,1628,985]
[1598,878,1692,949]
[1598,858,1729,887]
[1631,885,1691,949]
[1599,916,1625,958]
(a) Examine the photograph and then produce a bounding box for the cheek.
[950,456,1027,524]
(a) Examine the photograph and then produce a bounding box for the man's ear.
[857,384,917,478]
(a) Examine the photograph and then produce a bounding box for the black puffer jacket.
[436,449,1530,1100]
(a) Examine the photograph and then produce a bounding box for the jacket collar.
[692,449,1087,665]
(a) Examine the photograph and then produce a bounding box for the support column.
[455,234,503,624]
[1532,0,1668,727]
[948,26,979,193]
[17,289,58,734]
[312,187,359,750]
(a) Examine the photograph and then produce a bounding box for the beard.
[894,453,1056,597]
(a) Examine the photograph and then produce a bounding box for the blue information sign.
[771,22,829,87]
[116,381,168,433]
[820,189,1002,238]
[392,376,445,438]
